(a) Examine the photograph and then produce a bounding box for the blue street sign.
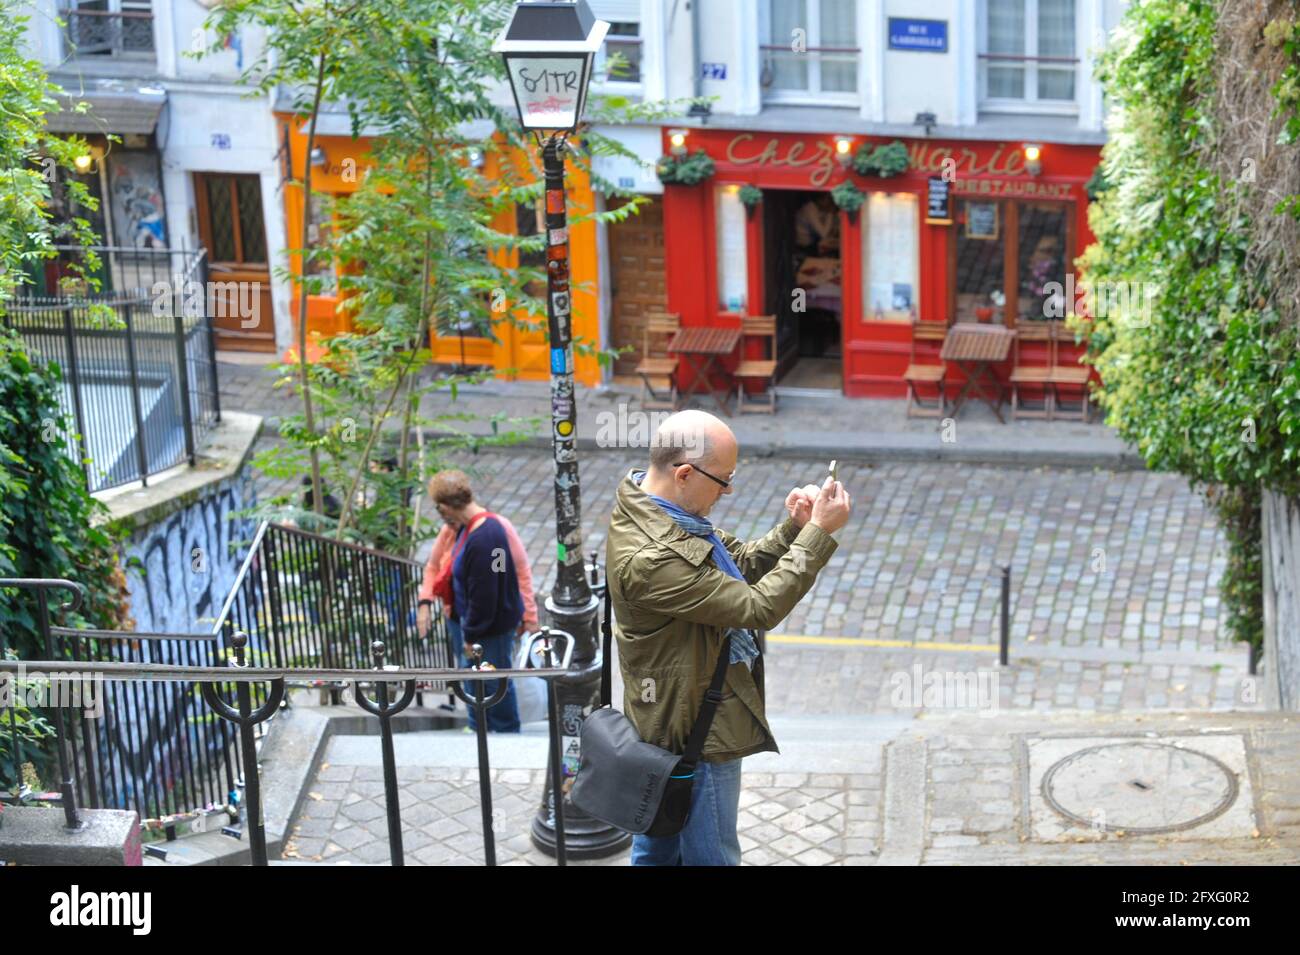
[887,18,948,53]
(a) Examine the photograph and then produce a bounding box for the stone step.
[321,712,916,774]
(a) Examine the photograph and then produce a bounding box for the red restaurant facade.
[658,126,1102,399]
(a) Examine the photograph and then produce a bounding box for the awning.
[44,82,167,135]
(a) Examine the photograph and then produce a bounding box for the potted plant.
[851,140,911,178]
[738,184,763,217]
[830,180,866,221]
[655,150,716,186]
[977,289,1004,323]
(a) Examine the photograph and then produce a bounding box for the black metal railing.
[212,522,457,677]
[2,247,221,492]
[0,578,578,867]
[2,523,459,829]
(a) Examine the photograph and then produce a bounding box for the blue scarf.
[634,470,761,670]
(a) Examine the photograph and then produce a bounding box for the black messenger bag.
[569,585,731,837]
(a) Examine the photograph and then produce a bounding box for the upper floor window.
[980,0,1077,110]
[761,0,858,105]
[62,0,155,58]
[601,22,643,84]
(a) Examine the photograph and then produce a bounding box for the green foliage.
[738,184,763,208]
[0,650,56,794]
[0,329,130,652]
[655,150,716,186]
[1083,0,1300,651]
[0,0,105,302]
[830,180,865,213]
[851,140,910,177]
[1265,14,1300,146]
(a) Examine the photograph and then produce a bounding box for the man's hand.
[809,475,852,535]
[785,484,822,527]
[417,604,431,639]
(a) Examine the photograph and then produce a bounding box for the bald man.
[605,409,852,865]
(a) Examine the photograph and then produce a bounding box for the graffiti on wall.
[122,471,255,635]
[108,151,168,250]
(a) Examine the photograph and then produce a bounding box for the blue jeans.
[630,758,743,866]
[449,619,520,734]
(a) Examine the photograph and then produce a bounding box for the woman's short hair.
[429,470,474,510]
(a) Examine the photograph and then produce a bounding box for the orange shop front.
[277,117,603,388]
[659,127,1102,399]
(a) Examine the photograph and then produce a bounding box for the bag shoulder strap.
[678,633,732,771]
[451,511,497,562]
[598,583,731,770]
[600,581,614,707]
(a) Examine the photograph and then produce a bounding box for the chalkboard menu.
[926,177,952,224]
[965,201,999,239]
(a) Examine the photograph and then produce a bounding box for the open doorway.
[762,188,843,391]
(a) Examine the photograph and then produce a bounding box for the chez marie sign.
[720,134,1070,197]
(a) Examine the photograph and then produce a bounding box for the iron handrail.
[0,658,571,683]
[210,520,270,637]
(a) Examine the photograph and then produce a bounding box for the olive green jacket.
[605,469,838,763]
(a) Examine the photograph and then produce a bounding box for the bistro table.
[667,326,742,416]
[940,323,1015,423]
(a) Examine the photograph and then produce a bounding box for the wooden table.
[668,326,742,416]
[940,323,1014,423]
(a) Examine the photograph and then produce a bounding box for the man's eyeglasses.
[672,462,734,489]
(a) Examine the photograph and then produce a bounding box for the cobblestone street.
[215,355,1276,867]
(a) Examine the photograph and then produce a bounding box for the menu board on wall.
[715,187,748,312]
[864,192,918,319]
[925,176,952,224]
[964,201,999,239]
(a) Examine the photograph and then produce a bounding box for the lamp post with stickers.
[495,0,630,858]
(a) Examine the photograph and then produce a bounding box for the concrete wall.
[1261,487,1300,711]
[120,468,257,636]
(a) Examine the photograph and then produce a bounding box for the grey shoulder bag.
[569,584,731,836]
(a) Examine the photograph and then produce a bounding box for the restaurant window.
[954,198,1072,323]
[862,192,918,321]
[761,0,858,104]
[1016,202,1070,320]
[715,185,748,313]
[980,0,1077,108]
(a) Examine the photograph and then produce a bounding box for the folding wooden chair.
[735,314,779,413]
[1008,322,1055,420]
[636,311,681,410]
[1049,321,1093,421]
[903,321,948,418]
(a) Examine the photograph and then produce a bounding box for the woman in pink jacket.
[416,472,538,648]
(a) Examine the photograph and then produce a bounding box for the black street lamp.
[495,0,630,859]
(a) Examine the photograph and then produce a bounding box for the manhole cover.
[1042,742,1239,835]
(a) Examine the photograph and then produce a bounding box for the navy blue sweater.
[451,516,524,642]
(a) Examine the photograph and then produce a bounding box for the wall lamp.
[1023,143,1043,176]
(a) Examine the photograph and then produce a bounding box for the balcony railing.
[61,6,155,58]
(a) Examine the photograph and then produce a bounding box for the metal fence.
[1,247,221,492]
[213,522,457,676]
[1,578,577,866]
[0,523,458,829]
